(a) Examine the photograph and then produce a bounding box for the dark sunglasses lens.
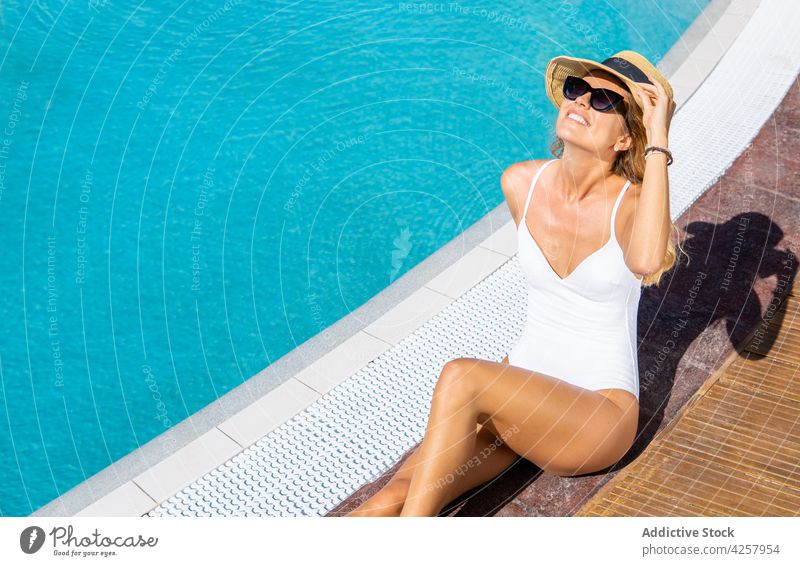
[563,76,587,100]
[592,90,624,112]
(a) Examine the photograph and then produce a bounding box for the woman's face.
[555,70,633,157]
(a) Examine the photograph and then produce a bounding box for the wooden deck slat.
[630,459,800,514]
[665,419,800,473]
[589,478,762,516]
[590,455,800,515]
[596,483,733,516]
[576,290,800,517]
[651,442,800,497]
[720,353,800,402]
[692,390,800,432]
[700,386,800,425]
[585,491,697,516]
[661,427,800,481]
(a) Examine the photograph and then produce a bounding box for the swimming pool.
[0,0,708,516]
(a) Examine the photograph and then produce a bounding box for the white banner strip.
[2,516,798,565]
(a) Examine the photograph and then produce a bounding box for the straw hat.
[544,50,673,111]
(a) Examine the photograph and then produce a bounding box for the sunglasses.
[562,75,626,113]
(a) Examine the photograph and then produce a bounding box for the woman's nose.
[575,92,591,107]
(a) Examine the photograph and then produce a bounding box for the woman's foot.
[343,480,410,517]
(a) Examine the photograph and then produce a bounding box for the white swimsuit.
[507,158,643,400]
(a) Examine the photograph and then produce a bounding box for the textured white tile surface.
[668,0,800,220]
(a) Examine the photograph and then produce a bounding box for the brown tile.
[692,181,799,238]
[722,127,800,192]
[774,81,800,133]
[445,457,539,517]
[493,500,532,516]
[686,187,726,222]
[511,468,617,517]
[681,322,738,373]
[636,267,734,402]
[634,403,669,445]
[650,215,794,331]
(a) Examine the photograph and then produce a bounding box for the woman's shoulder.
[500,159,554,226]
[501,159,554,200]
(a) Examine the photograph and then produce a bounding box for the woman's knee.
[435,358,480,407]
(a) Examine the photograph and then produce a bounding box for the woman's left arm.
[625,76,677,275]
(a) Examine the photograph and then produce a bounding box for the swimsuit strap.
[609,179,633,241]
[521,159,558,220]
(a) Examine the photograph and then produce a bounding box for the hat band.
[600,56,652,85]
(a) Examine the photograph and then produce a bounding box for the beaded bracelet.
[644,145,673,166]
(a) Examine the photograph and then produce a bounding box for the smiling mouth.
[566,112,589,126]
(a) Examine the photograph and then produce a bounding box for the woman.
[348,51,683,517]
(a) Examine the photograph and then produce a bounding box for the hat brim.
[544,54,671,111]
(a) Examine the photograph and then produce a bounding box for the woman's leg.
[346,355,517,517]
[346,417,520,517]
[399,357,638,516]
[346,416,519,517]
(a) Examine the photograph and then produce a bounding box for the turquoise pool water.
[0,1,708,516]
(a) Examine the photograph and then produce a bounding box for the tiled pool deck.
[31,0,800,517]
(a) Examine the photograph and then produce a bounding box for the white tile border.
[477,220,518,257]
[424,245,511,299]
[362,286,454,345]
[75,482,156,518]
[131,428,242,505]
[216,378,320,450]
[30,0,769,517]
[668,0,760,107]
[293,331,392,394]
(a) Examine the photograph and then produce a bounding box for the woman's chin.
[557,131,595,151]
[556,122,589,141]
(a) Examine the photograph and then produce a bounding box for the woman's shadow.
[445,211,797,516]
[632,212,797,450]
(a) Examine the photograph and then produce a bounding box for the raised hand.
[635,74,676,146]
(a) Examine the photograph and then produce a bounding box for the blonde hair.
[548,76,688,287]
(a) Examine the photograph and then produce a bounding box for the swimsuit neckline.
[518,220,617,282]
[519,159,631,283]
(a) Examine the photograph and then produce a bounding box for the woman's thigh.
[445,357,638,476]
